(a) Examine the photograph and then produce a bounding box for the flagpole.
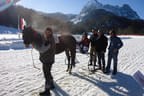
[18,15,21,39]
[18,15,19,30]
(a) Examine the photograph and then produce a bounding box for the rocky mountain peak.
[80,0,140,20]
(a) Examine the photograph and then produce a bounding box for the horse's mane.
[33,31,43,47]
[23,27,43,47]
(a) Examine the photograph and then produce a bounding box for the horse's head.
[22,27,35,48]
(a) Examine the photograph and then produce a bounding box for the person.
[96,29,108,73]
[35,27,56,95]
[105,30,123,75]
[79,32,90,53]
[89,28,98,66]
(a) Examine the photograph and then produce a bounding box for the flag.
[20,18,26,30]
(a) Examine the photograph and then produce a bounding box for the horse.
[22,27,76,74]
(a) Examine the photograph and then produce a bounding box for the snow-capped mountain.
[103,4,140,20]
[80,0,103,14]
[71,0,140,24]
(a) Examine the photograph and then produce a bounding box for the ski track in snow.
[0,37,144,96]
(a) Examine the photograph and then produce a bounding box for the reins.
[23,27,41,70]
[31,47,41,70]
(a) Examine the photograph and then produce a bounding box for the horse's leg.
[65,50,70,72]
[69,49,76,74]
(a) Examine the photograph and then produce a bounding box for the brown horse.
[22,27,76,74]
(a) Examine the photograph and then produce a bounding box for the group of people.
[79,28,123,74]
[33,27,123,96]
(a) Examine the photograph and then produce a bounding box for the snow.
[0,34,144,96]
[0,26,20,34]
[71,18,82,24]
[80,13,88,17]
[86,0,102,9]
[0,34,26,50]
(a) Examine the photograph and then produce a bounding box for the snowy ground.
[0,34,144,96]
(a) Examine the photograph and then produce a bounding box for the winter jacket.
[80,36,89,47]
[108,36,123,52]
[34,35,56,64]
[95,35,108,52]
[90,34,98,47]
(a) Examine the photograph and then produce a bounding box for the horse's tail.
[71,43,76,67]
[72,51,76,67]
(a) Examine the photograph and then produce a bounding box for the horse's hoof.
[66,70,69,72]
[69,72,72,74]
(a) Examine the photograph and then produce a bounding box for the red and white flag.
[20,17,26,30]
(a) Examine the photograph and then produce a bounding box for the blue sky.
[17,0,144,19]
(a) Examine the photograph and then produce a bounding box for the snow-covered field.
[0,34,144,96]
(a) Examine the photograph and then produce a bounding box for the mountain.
[0,5,74,33]
[71,8,144,34]
[103,4,140,20]
[39,12,76,21]
[71,0,144,34]
[71,9,131,33]
[80,0,140,20]
[0,2,144,34]
[72,0,140,24]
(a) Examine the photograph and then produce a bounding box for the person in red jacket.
[79,32,90,53]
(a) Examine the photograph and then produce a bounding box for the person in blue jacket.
[105,30,123,75]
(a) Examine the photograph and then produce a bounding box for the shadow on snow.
[72,72,143,96]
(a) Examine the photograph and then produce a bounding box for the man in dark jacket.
[89,28,98,66]
[105,30,123,75]
[96,29,108,73]
[34,27,56,95]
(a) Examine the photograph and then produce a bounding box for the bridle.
[32,29,37,38]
